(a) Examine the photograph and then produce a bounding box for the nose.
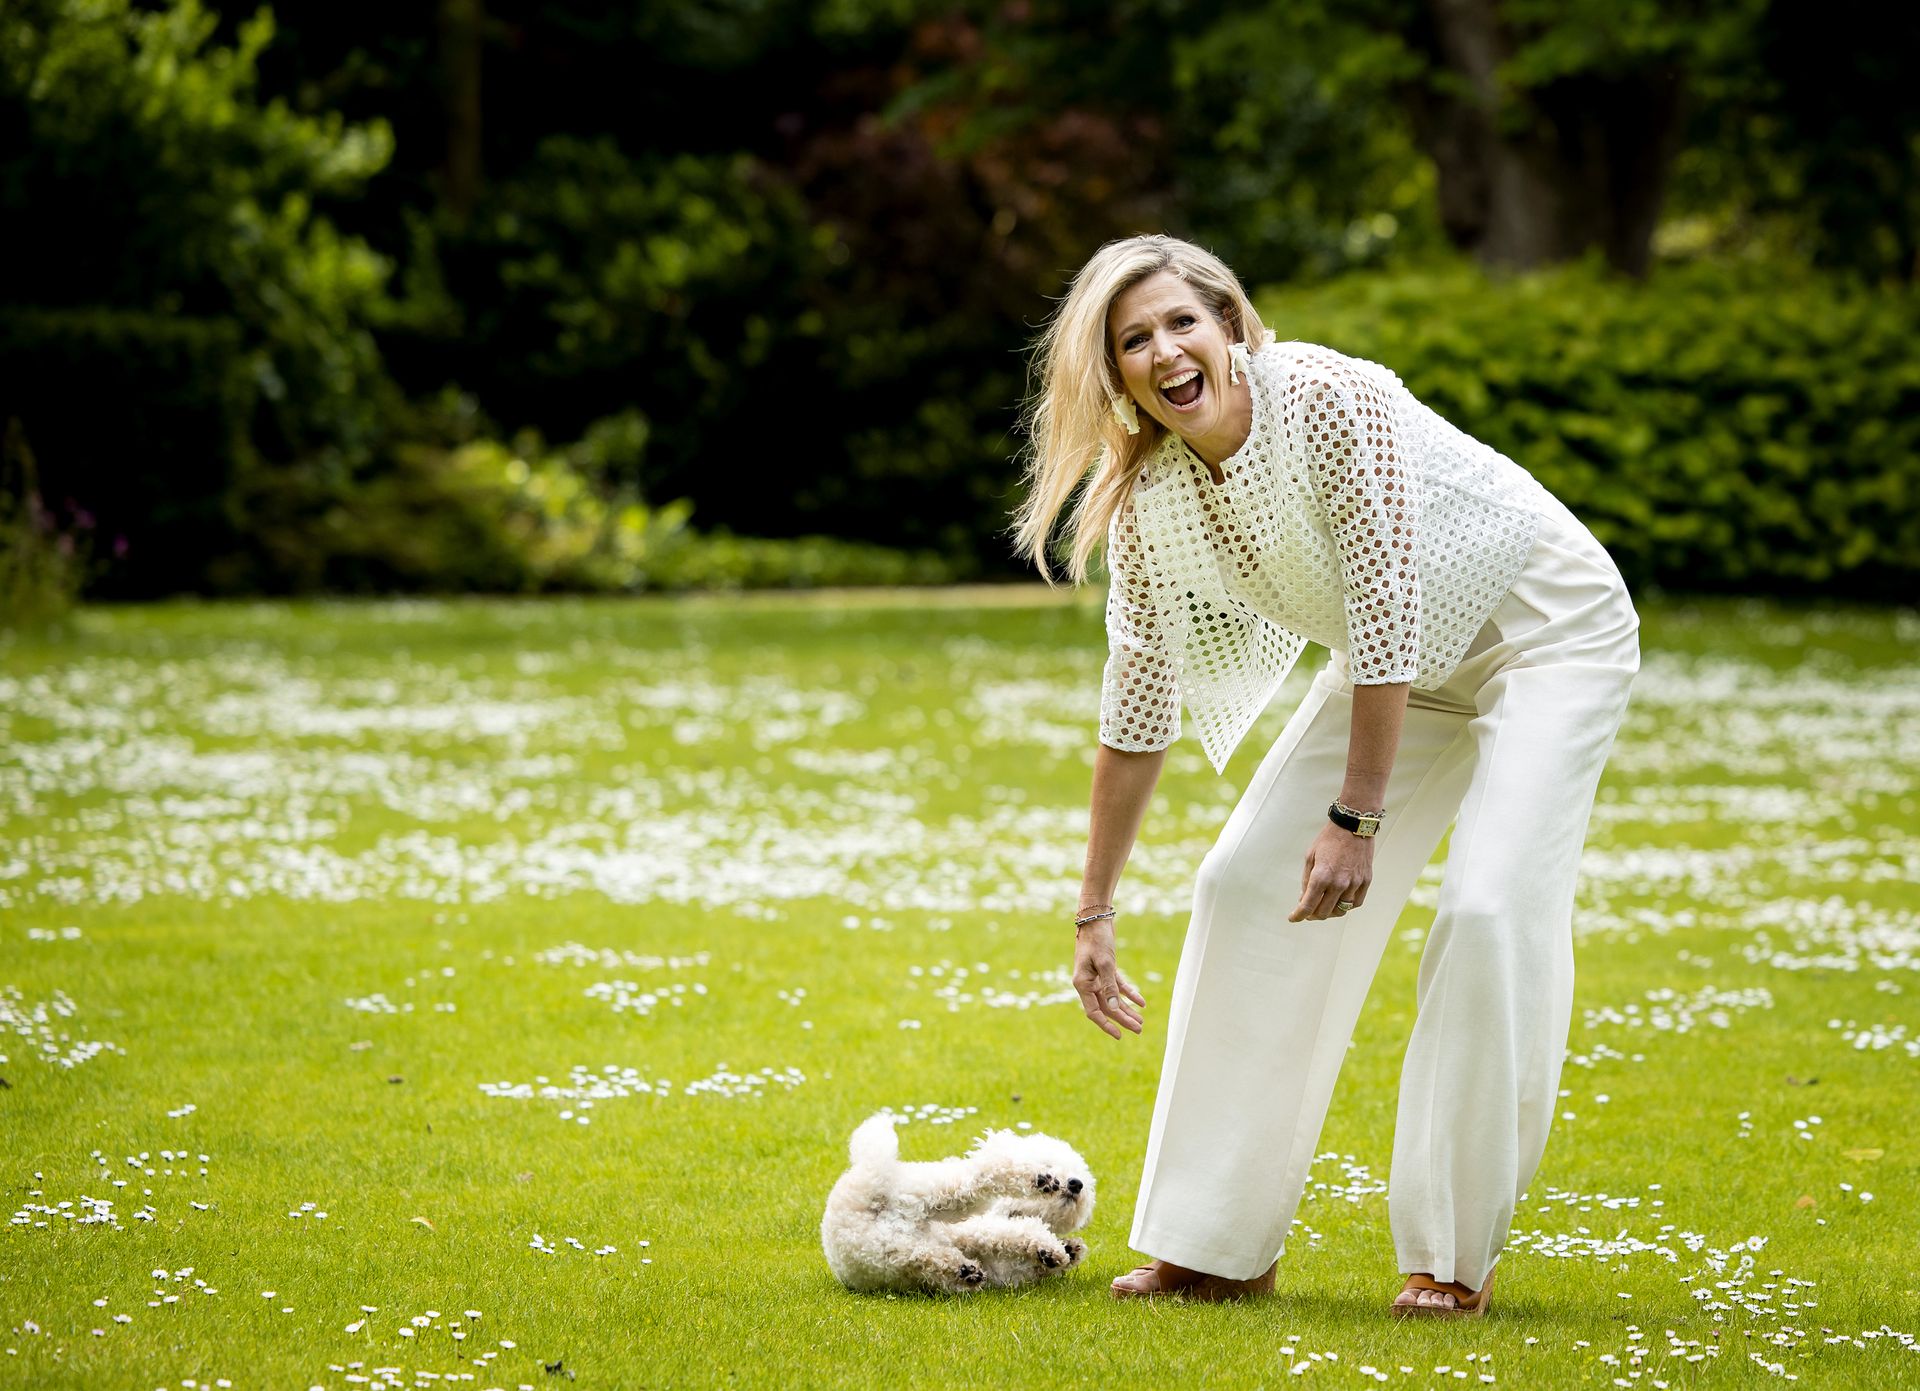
[1067,1178,1083,1195]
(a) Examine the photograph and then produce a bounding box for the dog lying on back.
[821,1112,1095,1294]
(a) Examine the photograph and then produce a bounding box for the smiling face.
[1106,269,1250,464]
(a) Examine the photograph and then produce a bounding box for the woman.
[1010,233,1640,1317]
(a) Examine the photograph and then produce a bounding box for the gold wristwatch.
[1327,800,1384,838]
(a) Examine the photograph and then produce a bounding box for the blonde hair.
[1009,233,1268,583]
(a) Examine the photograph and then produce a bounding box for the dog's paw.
[1036,1245,1061,1270]
[956,1261,985,1287]
[1061,1238,1087,1266]
[1035,1172,1061,1195]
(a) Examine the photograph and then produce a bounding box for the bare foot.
[1110,1258,1204,1296]
[1111,1258,1276,1301]
[1392,1270,1494,1317]
[1395,1278,1471,1310]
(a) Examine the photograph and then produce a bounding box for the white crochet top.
[1100,338,1551,773]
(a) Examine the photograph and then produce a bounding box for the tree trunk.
[440,0,484,224]
[1401,0,1687,278]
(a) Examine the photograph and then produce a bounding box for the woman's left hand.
[1289,823,1375,921]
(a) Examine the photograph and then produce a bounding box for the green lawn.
[2,589,1917,1389]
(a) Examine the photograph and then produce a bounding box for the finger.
[1292,848,1327,921]
[1294,871,1332,921]
[1078,989,1123,1039]
[1336,870,1370,914]
[1116,972,1148,1008]
[1098,977,1142,1033]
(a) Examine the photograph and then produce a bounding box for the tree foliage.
[0,0,397,465]
[1,0,1910,600]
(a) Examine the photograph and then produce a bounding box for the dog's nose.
[1067,1178,1082,1195]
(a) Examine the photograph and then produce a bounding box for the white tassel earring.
[1110,392,1140,435]
[1228,341,1252,385]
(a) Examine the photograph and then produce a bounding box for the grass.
[2,588,1917,1390]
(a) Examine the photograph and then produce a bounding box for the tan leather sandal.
[1391,1268,1496,1319]
[1109,1258,1277,1302]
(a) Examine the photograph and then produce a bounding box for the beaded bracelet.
[1073,906,1117,929]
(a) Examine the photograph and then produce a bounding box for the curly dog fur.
[821,1112,1095,1294]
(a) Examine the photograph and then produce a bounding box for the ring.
[1106,997,1120,1011]
[1336,900,1356,912]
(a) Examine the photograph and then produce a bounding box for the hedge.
[1253,256,1920,597]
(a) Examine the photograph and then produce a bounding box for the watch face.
[1329,804,1381,836]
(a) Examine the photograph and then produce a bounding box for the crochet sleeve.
[1298,361,1422,684]
[1098,497,1182,752]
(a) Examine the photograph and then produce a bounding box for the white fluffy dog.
[821,1112,1095,1294]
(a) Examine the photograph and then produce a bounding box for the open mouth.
[1159,369,1205,411]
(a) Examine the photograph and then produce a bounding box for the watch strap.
[1327,800,1384,837]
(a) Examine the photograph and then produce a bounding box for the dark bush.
[399,137,831,503]
[0,418,93,629]
[0,0,397,473]
[1255,256,1920,595]
[0,308,256,598]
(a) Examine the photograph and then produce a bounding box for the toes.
[1397,1281,1465,1311]
[1037,1247,1060,1269]
[958,1262,984,1286]
[1063,1239,1087,1265]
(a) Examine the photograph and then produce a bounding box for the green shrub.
[407,136,829,477]
[1254,256,1920,596]
[645,530,960,591]
[0,0,400,599]
[225,420,958,596]
[0,0,397,467]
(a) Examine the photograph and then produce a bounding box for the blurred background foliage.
[1,0,1915,616]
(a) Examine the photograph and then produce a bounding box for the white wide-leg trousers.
[1127,492,1641,1289]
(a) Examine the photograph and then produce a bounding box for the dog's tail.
[848,1111,901,1167]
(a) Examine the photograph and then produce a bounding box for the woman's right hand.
[1072,921,1147,1039]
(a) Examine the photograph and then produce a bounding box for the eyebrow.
[1113,304,1202,341]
